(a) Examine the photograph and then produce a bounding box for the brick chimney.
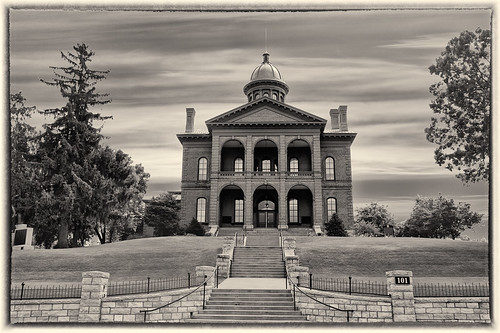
[339,105,348,131]
[329,108,340,131]
[185,108,196,133]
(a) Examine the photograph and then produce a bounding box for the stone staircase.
[188,230,308,323]
[230,247,285,278]
[189,289,307,323]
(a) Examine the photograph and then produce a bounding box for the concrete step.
[191,313,305,321]
[200,309,300,316]
[211,289,290,294]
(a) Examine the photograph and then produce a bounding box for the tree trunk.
[57,220,69,248]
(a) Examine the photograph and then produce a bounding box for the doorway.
[253,184,278,228]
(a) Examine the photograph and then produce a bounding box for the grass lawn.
[296,236,489,281]
[11,236,226,284]
[11,235,489,285]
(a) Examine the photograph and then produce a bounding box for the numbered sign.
[395,276,410,285]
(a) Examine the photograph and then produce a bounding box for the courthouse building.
[177,52,356,234]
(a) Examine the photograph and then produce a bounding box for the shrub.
[185,218,206,236]
[353,221,383,237]
[325,213,347,236]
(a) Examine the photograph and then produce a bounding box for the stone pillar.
[283,236,296,250]
[386,270,416,322]
[285,255,299,269]
[185,108,195,133]
[339,105,348,131]
[244,136,254,230]
[78,271,110,322]
[329,108,340,130]
[196,266,215,287]
[288,266,309,287]
[278,135,288,230]
[216,254,231,278]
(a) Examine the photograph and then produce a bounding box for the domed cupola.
[243,52,289,103]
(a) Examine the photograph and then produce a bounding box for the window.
[255,92,260,99]
[249,94,253,101]
[272,93,278,100]
[327,198,337,220]
[289,157,299,173]
[196,198,207,223]
[325,157,335,180]
[262,159,271,172]
[263,92,269,97]
[289,198,299,223]
[234,158,244,172]
[198,157,208,180]
[234,199,244,223]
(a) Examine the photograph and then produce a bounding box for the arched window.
[249,94,253,102]
[326,197,337,220]
[196,198,207,223]
[255,92,260,99]
[262,159,271,172]
[234,199,244,223]
[325,157,335,180]
[198,157,208,180]
[234,158,244,172]
[263,92,269,97]
[272,93,278,100]
[289,198,299,223]
[289,157,299,173]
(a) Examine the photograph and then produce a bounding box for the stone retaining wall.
[11,299,81,323]
[414,297,490,323]
[294,288,393,323]
[101,286,211,323]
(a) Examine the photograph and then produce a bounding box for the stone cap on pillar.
[82,271,110,279]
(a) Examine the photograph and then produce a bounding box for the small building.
[177,52,356,234]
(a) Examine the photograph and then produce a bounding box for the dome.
[244,52,289,103]
[250,53,284,82]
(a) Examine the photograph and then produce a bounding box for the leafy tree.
[352,221,383,237]
[400,195,482,240]
[89,147,149,244]
[425,28,491,183]
[355,202,395,233]
[143,193,181,236]
[36,43,111,248]
[10,92,39,231]
[185,218,206,236]
[324,213,347,236]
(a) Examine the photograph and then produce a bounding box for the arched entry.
[253,184,278,228]
[287,185,313,227]
[219,185,245,226]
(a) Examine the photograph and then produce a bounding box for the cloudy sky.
[9,7,491,238]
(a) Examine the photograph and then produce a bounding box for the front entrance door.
[257,200,276,228]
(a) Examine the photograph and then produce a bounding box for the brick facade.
[177,53,356,233]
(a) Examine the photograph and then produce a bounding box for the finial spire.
[265,27,268,53]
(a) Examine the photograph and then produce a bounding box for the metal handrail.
[286,273,351,322]
[280,241,351,322]
[139,267,217,322]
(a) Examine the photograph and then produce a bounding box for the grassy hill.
[296,236,489,282]
[10,236,488,284]
[11,236,226,283]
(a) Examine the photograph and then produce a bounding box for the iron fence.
[107,274,196,296]
[414,282,489,297]
[10,283,82,300]
[11,273,196,300]
[304,275,388,296]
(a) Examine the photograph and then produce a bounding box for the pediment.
[229,106,302,123]
[205,98,327,127]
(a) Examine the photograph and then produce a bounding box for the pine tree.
[325,213,347,237]
[185,218,206,236]
[36,43,111,248]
